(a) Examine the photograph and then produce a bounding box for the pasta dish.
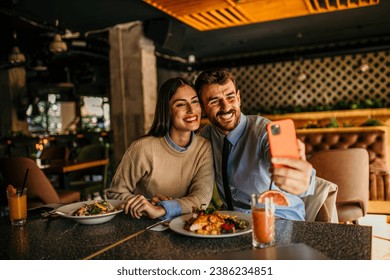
[73,200,116,216]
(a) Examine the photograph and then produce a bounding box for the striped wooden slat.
[186,14,214,31]
[204,11,236,28]
[178,15,208,31]
[197,12,227,29]
[217,8,245,25]
[208,10,236,26]
[312,0,322,10]
[304,0,316,13]
[324,0,331,9]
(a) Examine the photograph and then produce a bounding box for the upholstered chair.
[0,157,80,209]
[308,148,369,224]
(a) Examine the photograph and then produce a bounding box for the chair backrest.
[40,146,68,161]
[0,141,8,158]
[69,144,109,186]
[77,144,108,161]
[8,138,38,158]
[308,148,369,223]
[0,157,61,206]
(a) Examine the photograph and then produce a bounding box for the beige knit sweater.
[106,135,214,214]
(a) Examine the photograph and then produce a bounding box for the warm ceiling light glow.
[144,0,380,31]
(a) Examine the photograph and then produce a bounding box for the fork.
[41,210,66,218]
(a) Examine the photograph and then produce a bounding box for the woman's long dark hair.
[147,77,195,137]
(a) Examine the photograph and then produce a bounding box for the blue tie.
[222,137,234,211]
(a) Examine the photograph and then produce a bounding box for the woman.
[106,77,214,220]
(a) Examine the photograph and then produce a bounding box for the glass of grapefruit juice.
[6,187,27,226]
[251,194,275,248]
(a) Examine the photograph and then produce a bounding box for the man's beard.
[212,110,240,133]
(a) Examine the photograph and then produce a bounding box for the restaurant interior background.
[1,1,390,200]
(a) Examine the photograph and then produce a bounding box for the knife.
[146,218,171,230]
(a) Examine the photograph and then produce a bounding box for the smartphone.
[266,119,299,168]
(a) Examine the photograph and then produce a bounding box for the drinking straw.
[20,168,29,196]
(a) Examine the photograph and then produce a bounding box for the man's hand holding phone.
[266,119,312,195]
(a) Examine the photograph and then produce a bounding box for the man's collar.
[225,113,247,146]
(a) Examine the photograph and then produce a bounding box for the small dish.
[54,200,124,225]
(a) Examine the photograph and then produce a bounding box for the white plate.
[169,211,252,238]
[55,200,124,225]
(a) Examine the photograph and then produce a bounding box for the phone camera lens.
[271,124,280,135]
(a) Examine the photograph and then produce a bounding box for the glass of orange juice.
[251,194,275,248]
[6,186,27,226]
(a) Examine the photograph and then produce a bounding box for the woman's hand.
[269,140,312,195]
[123,195,166,219]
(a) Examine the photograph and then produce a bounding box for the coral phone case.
[266,119,299,167]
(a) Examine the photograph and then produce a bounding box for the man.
[195,68,315,220]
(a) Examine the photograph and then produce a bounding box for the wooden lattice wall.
[163,50,390,115]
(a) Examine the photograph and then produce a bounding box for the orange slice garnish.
[6,184,17,195]
[259,190,290,206]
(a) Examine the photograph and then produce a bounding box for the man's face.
[200,80,241,135]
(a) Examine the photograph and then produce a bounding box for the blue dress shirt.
[200,113,315,221]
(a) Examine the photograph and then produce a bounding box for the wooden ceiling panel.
[242,0,310,23]
[144,0,380,31]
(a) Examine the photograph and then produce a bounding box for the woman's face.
[169,84,201,134]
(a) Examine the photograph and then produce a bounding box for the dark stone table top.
[0,207,371,260]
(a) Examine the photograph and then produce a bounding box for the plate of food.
[54,199,124,225]
[169,208,252,238]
